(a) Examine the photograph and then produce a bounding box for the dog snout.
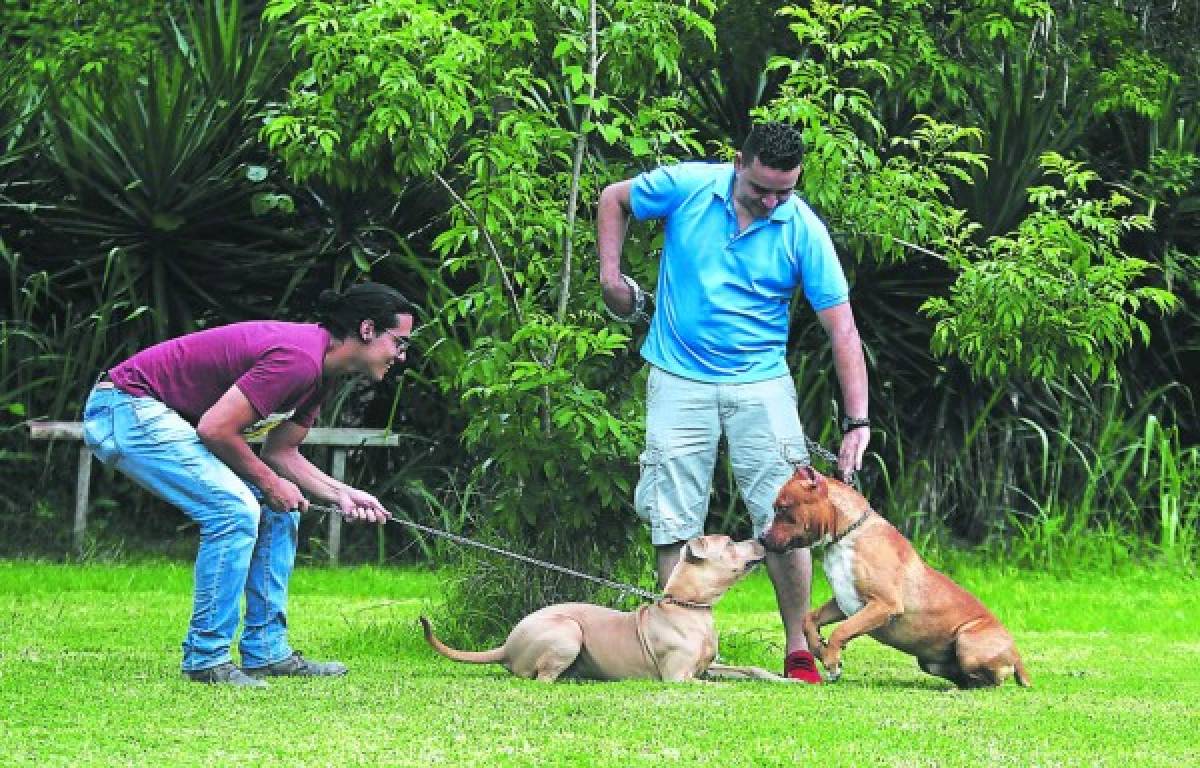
[747,538,766,558]
[736,538,766,568]
[757,532,785,554]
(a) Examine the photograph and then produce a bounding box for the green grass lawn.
[1,558,1197,767]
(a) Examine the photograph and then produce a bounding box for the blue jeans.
[82,385,298,671]
[635,367,811,546]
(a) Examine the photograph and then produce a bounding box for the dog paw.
[811,643,830,666]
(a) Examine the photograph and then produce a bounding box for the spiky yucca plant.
[38,0,303,338]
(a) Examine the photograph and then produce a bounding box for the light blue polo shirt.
[630,161,849,383]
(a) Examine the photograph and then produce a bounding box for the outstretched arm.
[816,302,870,478]
[261,421,390,524]
[197,385,306,513]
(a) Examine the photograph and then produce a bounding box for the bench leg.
[74,444,93,555]
[328,448,346,565]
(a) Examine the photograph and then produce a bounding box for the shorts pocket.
[645,367,664,404]
[633,448,661,523]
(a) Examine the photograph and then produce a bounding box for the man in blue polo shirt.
[597,121,870,683]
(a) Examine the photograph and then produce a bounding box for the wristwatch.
[841,416,870,433]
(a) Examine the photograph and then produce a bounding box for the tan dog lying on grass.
[421,534,794,683]
[760,467,1031,689]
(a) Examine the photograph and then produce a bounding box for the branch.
[432,171,524,324]
[841,229,952,262]
[555,0,598,327]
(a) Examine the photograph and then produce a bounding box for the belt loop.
[92,371,115,390]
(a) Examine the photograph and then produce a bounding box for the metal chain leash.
[308,504,663,603]
[307,442,849,602]
[805,434,860,488]
[805,435,838,466]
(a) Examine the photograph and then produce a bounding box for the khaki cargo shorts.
[634,366,810,546]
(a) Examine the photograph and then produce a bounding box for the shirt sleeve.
[795,206,850,311]
[235,347,322,423]
[629,162,711,221]
[290,390,324,428]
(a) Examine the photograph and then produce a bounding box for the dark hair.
[316,282,415,339]
[741,121,805,170]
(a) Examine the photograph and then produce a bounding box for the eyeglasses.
[382,329,411,352]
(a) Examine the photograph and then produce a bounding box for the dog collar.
[660,596,713,610]
[830,509,872,545]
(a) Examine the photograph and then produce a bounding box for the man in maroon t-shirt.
[83,283,414,687]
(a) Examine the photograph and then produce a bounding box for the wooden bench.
[26,421,400,564]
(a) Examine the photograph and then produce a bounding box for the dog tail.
[419,616,507,665]
[1013,656,1032,688]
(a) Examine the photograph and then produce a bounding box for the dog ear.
[683,537,711,563]
[799,465,818,488]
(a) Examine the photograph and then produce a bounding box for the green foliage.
[262,0,494,190]
[993,382,1199,570]
[0,49,41,231]
[2,0,1196,585]
[453,318,641,519]
[926,152,1176,382]
[38,0,301,338]
[960,53,1089,238]
[764,3,986,267]
[1095,51,1178,119]
[412,0,718,630]
[2,1,175,85]
[868,0,969,113]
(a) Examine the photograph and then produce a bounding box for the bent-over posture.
[83,283,414,687]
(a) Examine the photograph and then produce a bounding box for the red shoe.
[784,650,823,683]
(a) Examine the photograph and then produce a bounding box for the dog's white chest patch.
[824,543,864,616]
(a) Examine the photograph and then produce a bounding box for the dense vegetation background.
[2,1,1196,620]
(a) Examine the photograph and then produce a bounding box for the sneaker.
[185,661,269,688]
[783,650,823,684]
[243,651,348,679]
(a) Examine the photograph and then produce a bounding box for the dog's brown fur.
[761,467,1031,688]
[421,534,792,683]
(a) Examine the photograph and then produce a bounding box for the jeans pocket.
[130,396,170,424]
[634,449,661,524]
[82,399,118,465]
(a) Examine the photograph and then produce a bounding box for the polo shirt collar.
[714,165,734,203]
[770,195,798,222]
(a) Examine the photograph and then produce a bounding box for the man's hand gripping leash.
[605,273,653,324]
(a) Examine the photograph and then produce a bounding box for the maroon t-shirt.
[108,321,331,433]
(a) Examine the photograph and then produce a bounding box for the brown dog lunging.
[421,534,793,683]
[760,467,1031,689]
